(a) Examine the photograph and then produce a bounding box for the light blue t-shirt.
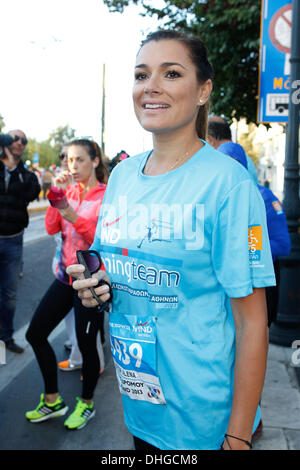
[91,142,275,450]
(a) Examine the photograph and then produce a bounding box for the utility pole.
[101,63,106,156]
[269,0,300,346]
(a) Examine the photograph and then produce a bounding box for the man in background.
[0,129,40,353]
[207,115,258,183]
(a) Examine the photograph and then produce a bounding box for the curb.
[28,206,48,214]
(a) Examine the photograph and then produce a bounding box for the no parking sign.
[258,0,292,122]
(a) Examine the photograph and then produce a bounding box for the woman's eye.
[166,70,181,79]
[135,73,147,81]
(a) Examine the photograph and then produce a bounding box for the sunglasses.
[76,250,112,310]
[59,153,67,161]
[14,136,28,145]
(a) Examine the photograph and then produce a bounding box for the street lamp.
[269,0,300,346]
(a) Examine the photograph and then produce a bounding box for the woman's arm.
[45,206,62,235]
[223,288,268,450]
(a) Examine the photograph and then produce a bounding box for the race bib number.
[109,313,166,405]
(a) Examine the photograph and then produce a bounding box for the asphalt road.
[0,213,132,451]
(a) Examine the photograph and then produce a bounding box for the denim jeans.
[0,234,23,342]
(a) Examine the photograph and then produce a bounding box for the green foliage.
[22,124,76,168]
[48,124,76,154]
[22,138,57,168]
[103,0,261,123]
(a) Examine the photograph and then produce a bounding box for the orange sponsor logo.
[248,225,262,252]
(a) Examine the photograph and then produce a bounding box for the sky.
[0,0,162,158]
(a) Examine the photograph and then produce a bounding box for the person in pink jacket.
[25,139,108,430]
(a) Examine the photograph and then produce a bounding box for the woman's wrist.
[221,433,252,450]
[58,206,78,224]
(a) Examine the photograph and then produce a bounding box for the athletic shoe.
[26,393,69,423]
[58,359,82,371]
[64,397,95,430]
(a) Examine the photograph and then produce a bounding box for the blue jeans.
[0,234,23,341]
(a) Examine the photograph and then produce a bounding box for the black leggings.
[26,279,104,400]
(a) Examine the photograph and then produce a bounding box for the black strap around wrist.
[221,433,252,450]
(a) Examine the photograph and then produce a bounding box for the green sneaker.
[64,397,95,430]
[26,393,69,423]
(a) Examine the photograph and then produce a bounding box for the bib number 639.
[111,337,143,369]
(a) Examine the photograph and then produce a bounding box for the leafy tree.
[48,124,76,154]
[104,0,261,123]
[22,138,57,168]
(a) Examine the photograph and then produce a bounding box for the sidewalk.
[28,198,49,214]
[253,342,300,450]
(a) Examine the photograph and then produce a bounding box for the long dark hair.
[139,30,214,140]
[67,139,108,183]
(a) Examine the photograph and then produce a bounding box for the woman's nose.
[144,74,162,94]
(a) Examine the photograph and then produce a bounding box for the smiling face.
[133,39,211,136]
[67,144,98,185]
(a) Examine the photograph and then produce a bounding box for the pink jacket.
[45,182,106,285]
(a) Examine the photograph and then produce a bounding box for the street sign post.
[258,0,292,123]
[269,0,300,347]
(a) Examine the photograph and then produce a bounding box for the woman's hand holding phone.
[66,263,111,309]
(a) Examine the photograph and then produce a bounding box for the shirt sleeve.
[89,179,113,254]
[45,206,62,235]
[212,179,276,298]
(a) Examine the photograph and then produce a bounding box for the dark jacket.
[258,184,291,261]
[0,159,41,236]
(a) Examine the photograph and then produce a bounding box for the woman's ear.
[93,157,100,168]
[198,79,213,106]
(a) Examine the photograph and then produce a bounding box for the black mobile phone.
[76,250,111,310]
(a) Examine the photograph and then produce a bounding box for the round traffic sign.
[269,4,292,54]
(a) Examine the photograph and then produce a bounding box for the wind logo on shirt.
[272,200,284,215]
[134,321,153,334]
[248,225,262,262]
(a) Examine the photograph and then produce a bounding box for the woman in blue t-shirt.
[67,30,275,450]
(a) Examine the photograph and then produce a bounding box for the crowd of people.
[0,29,292,450]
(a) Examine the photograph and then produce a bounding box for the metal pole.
[101,63,106,156]
[269,0,300,346]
